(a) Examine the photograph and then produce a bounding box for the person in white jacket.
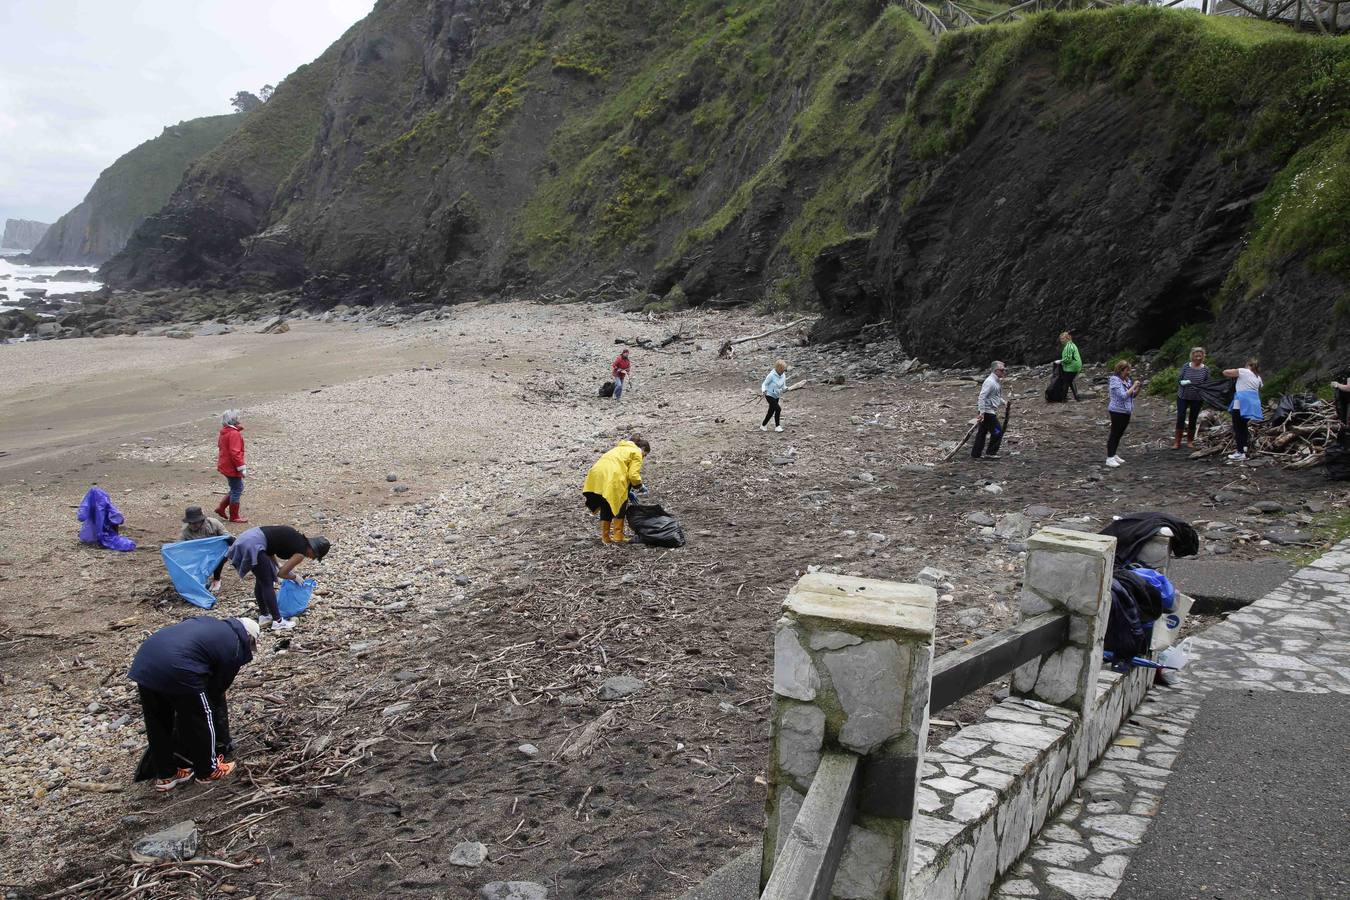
[972,361,1006,460]
[761,359,788,432]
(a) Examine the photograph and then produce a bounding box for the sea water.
[0,255,103,312]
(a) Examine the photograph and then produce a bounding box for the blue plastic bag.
[278,578,316,618]
[161,536,231,610]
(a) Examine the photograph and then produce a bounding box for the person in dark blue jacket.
[128,616,259,791]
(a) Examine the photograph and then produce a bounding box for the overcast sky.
[0,1,375,225]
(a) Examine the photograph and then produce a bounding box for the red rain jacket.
[217,425,246,477]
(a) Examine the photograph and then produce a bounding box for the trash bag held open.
[278,578,317,618]
[161,536,231,609]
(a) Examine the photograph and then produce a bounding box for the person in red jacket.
[215,410,249,524]
[612,348,631,400]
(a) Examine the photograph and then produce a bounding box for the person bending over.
[128,616,258,791]
[583,435,650,544]
[226,525,330,631]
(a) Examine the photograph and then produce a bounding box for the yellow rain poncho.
[583,440,645,515]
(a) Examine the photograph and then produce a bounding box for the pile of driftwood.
[1192,397,1341,470]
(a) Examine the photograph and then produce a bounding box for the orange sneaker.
[195,757,236,784]
[155,768,194,792]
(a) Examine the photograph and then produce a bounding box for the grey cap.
[183,506,205,523]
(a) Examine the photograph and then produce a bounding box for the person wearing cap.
[225,525,331,631]
[611,349,632,400]
[179,506,236,592]
[583,435,650,544]
[180,506,229,542]
[128,616,258,791]
[972,361,1007,460]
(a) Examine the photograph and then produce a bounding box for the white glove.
[239,465,249,476]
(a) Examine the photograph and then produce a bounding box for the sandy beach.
[1,302,1340,898]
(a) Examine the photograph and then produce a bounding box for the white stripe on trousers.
[198,692,218,773]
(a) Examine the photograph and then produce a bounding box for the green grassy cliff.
[101,2,1350,373]
[30,114,243,264]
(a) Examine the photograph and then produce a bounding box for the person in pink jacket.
[214,410,249,523]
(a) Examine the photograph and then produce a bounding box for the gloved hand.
[239,465,249,476]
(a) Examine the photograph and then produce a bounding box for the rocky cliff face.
[2,219,50,251]
[29,114,242,265]
[806,11,1350,373]
[103,4,1349,373]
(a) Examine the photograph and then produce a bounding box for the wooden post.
[763,573,936,900]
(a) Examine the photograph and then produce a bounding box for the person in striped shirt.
[1174,347,1208,449]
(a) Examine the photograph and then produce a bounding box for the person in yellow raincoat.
[582,436,650,544]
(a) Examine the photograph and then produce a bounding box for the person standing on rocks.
[225,525,331,631]
[1057,331,1082,401]
[971,361,1006,460]
[215,410,249,524]
[1175,346,1209,449]
[761,359,788,432]
[611,348,632,400]
[583,435,650,544]
[1223,359,1263,461]
[128,615,258,791]
[1105,360,1140,468]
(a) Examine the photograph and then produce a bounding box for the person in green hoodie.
[1057,331,1082,401]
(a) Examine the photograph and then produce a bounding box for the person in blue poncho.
[77,484,136,552]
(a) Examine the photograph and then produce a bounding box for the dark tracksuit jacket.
[129,617,253,778]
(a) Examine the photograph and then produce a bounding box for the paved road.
[1168,558,1294,613]
[1117,690,1350,899]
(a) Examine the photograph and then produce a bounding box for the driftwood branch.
[718,318,811,358]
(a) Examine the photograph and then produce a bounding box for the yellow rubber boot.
[600,519,612,544]
[611,517,628,543]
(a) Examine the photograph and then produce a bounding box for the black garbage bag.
[1192,376,1235,412]
[598,380,615,398]
[1327,429,1350,482]
[1045,362,1067,403]
[625,502,687,548]
[1270,393,1321,427]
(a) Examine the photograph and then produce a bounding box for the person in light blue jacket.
[1105,360,1141,468]
[761,359,788,432]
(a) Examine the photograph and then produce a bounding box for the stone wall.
[905,668,1152,899]
[760,530,1157,900]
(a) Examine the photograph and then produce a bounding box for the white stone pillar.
[762,573,936,900]
[1012,528,1115,716]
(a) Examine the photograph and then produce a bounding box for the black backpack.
[1105,570,1163,662]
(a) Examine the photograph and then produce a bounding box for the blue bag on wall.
[278,578,317,618]
[161,536,231,610]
